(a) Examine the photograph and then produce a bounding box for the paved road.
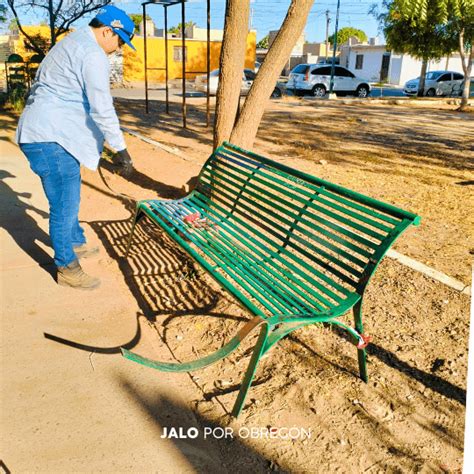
[112,84,407,101]
[112,83,472,103]
[370,86,406,98]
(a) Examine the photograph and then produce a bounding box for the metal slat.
[196,189,361,288]
[163,202,325,313]
[155,203,314,314]
[200,173,366,278]
[188,193,356,296]
[210,158,381,250]
[211,153,389,240]
[137,203,267,319]
[187,196,351,304]
[178,201,336,310]
[147,202,286,314]
[205,159,375,258]
[216,150,397,232]
[216,149,399,229]
[201,167,369,268]
[156,199,339,308]
[220,142,420,225]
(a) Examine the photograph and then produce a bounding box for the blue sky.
[4,0,383,44]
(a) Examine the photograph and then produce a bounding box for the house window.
[173,46,187,62]
[355,54,363,69]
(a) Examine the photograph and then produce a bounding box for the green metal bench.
[123,142,420,417]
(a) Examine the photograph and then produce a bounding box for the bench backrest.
[194,142,420,302]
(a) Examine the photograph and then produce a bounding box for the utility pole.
[328,0,341,95]
[325,10,330,63]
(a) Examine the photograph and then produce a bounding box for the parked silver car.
[194,68,283,98]
[286,64,371,98]
[403,70,464,97]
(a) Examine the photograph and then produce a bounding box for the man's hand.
[115,149,134,177]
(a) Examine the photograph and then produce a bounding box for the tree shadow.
[0,170,55,279]
[43,214,248,370]
[367,341,466,405]
[258,103,474,174]
[291,324,466,406]
[99,158,185,199]
[114,97,214,150]
[116,375,289,473]
[0,109,18,144]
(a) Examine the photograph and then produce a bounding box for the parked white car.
[403,70,464,97]
[286,64,371,98]
[194,68,283,98]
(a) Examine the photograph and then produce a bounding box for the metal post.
[181,0,186,128]
[329,0,340,95]
[5,62,10,93]
[325,10,330,63]
[143,3,149,114]
[164,5,169,114]
[206,0,210,127]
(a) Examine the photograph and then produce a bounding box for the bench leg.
[231,323,269,418]
[125,208,144,258]
[353,300,368,383]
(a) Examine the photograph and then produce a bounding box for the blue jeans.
[20,142,86,267]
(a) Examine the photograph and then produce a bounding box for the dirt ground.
[2,95,473,473]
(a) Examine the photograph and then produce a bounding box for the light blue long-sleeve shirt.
[16,27,126,170]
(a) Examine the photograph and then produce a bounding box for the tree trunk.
[229,0,315,149]
[417,59,428,97]
[458,28,473,110]
[48,0,58,48]
[213,0,250,150]
[459,56,472,109]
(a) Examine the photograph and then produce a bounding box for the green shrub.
[7,84,28,112]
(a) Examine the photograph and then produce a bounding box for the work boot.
[73,243,100,259]
[57,260,101,290]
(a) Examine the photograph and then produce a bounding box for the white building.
[340,42,465,85]
[269,30,305,56]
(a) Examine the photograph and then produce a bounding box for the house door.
[380,53,390,81]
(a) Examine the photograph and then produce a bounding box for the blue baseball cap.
[94,6,136,51]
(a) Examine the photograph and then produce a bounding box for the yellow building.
[124,32,257,83]
[10,25,257,84]
[11,25,67,61]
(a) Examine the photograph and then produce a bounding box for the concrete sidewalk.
[0,115,264,473]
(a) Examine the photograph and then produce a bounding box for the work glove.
[115,149,134,177]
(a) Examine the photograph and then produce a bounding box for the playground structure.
[142,0,211,128]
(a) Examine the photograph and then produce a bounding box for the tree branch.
[58,0,110,35]
[6,0,45,55]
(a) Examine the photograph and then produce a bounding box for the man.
[16,6,135,290]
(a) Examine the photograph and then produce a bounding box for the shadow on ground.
[116,375,288,473]
[0,170,55,280]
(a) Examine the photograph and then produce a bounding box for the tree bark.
[229,0,315,149]
[458,28,473,110]
[49,0,55,47]
[417,59,428,97]
[213,0,250,150]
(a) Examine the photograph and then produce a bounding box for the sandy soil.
[3,96,472,473]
